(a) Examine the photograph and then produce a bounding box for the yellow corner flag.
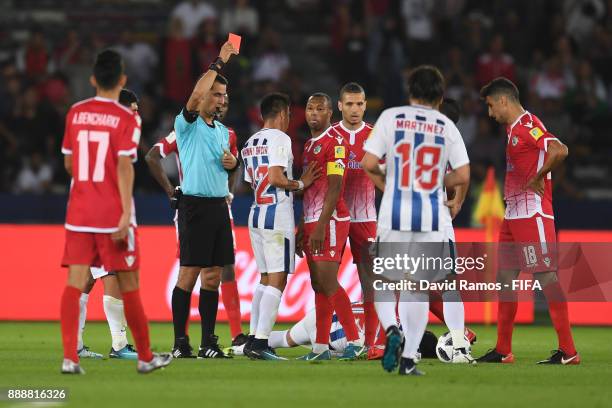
[473,167,505,241]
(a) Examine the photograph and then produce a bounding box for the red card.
[228,33,241,53]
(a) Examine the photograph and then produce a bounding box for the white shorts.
[248,227,295,274]
[90,266,110,280]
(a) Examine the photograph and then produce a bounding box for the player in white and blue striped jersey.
[362,66,471,375]
[241,93,320,360]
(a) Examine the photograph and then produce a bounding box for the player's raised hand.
[111,212,130,243]
[300,162,321,189]
[309,223,326,255]
[219,41,238,63]
[525,175,545,197]
[221,149,237,170]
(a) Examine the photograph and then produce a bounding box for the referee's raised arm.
[186,41,237,112]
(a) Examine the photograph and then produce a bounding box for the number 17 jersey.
[364,105,469,232]
[242,128,294,231]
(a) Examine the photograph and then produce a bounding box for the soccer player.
[241,93,320,360]
[145,95,248,357]
[75,89,141,361]
[297,93,365,361]
[325,82,379,350]
[60,49,172,374]
[362,66,471,375]
[477,78,579,365]
[267,303,439,360]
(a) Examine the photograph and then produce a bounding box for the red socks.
[314,293,333,345]
[329,288,360,342]
[363,301,378,346]
[221,281,243,339]
[495,300,518,355]
[122,290,154,362]
[429,300,445,323]
[543,282,576,355]
[60,285,81,363]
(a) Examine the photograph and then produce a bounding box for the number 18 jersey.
[242,128,294,231]
[364,105,469,232]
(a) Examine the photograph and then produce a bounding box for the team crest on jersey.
[530,127,544,141]
[511,135,519,146]
[543,257,551,268]
[125,255,135,267]
[313,145,322,154]
[329,250,335,257]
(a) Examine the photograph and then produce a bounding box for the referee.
[171,41,238,359]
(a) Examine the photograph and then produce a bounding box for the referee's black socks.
[172,286,191,342]
[199,288,219,346]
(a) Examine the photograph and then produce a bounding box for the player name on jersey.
[72,112,121,128]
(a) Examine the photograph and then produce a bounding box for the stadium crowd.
[0,0,611,202]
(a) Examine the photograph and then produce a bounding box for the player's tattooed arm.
[186,41,237,112]
[268,162,321,192]
[145,145,175,198]
[309,174,342,253]
[361,152,385,191]
[525,139,568,197]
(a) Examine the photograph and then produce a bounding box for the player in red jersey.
[145,96,247,356]
[325,82,380,350]
[477,78,579,365]
[59,50,172,374]
[296,93,365,361]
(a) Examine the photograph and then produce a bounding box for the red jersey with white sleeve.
[302,129,350,224]
[154,126,238,185]
[327,121,376,222]
[61,96,141,232]
[504,111,557,220]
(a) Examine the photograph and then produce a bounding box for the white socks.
[398,292,429,359]
[77,293,89,350]
[103,295,128,351]
[255,286,282,340]
[249,284,266,336]
[268,330,290,348]
[374,299,397,331]
[442,291,467,349]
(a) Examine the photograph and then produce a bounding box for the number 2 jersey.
[61,96,141,232]
[364,105,469,232]
[241,128,294,231]
[504,111,556,220]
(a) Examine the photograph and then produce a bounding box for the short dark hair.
[93,49,124,90]
[119,88,138,108]
[308,92,332,109]
[339,82,365,99]
[440,98,461,124]
[260,92,290,120]
[480,77,519,102]
[214,74,228,86]
[407,65,445,105]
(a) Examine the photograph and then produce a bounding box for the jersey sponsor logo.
[327,160,345,175]
[511,135,519,146]
[335,146,346,158]
[530,127,544,141]
[313,145,322,154]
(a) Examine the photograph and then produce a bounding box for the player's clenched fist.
[221,149,238,170]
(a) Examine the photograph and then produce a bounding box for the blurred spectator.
[443,46,472,100]
[113,30,158,95]
[53,30,93,102]
[221,0,259,37]
[400,0,435,63]
[564,0,605,48]
[476,34,516,88]
[531,55,574,103]
[162,17,195,106]
[252,28,290,83]
[339,23,369,88]
[193,19,223,69]
[171,0,218,38]
[468,117,506,180]
[14,151,52,194]
[330,1,351,55]
[567,59,609,125]
[456,94,478,147]
[15,29,52,79]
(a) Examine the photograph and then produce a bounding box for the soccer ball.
[435,331,471,363]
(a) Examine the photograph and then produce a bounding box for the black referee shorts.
[178,195,234,268]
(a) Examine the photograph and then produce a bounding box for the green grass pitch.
[1,322,611,407]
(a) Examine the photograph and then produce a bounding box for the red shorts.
[499,215,557,273]
[303,219,349,263]
[62,227,139,271]
[348,221,376,263]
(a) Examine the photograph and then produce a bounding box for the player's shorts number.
[395,142,442,192]
[77,130,109,182]
[522,245,537,266]
[247,164,276,205]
